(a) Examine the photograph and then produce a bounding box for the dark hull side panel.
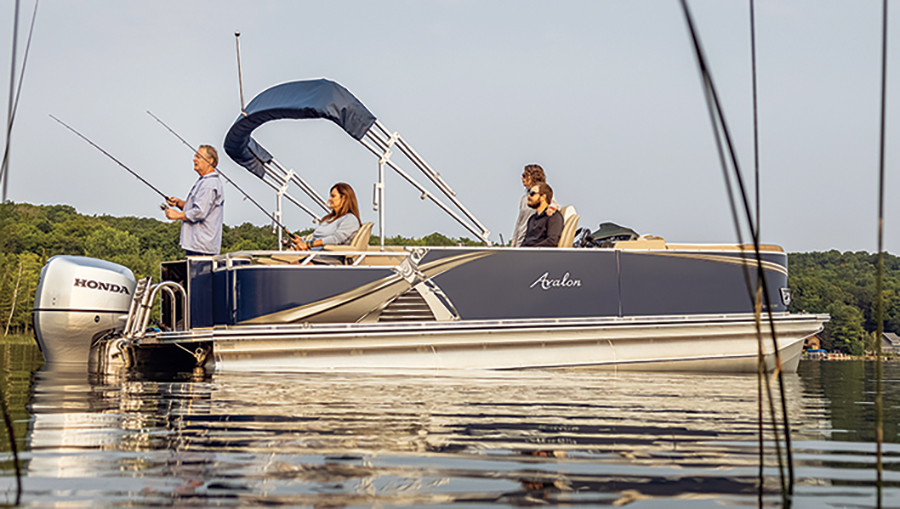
[201,248,789,325]
[619,251,788,316]
[189,260,215,328]
[161,259,218,329]
[232,266,396,324]
[428,250,620,320]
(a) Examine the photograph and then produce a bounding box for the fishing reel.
[281,232,302,251]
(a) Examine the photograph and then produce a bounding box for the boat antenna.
[235,31,246,114]
[50,115,170,201]
[145,110,296,239]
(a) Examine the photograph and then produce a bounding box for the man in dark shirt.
[521,182,563,247]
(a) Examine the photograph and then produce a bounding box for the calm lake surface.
[0,342,896,508]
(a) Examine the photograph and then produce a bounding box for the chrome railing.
[123,279,189,339]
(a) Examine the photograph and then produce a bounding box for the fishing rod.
[50,115,170,205]
[145,110,299,242]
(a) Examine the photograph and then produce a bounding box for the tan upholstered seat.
[256,222,374,265]
[322,222,374,264]
[323,221,374,252]
[559,205,577,223]
[256,253,305,265]
[557,206,580,248]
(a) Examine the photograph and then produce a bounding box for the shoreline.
[803,353,898,362]
[0,334,37,345]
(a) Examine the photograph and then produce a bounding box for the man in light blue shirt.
[165,145,225,256]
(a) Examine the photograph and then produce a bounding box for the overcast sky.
[1,0,898,254]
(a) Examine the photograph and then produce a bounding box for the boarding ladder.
[122,277,189,339]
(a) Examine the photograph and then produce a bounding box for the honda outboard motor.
[33,256,136,364]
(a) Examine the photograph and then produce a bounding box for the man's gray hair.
[199,145,218,167]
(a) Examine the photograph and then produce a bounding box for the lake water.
[0,342,897,508]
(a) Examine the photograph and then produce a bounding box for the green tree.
[789,250,900,352]
[223,222,278,252]
[370,231,486,247]
[0,252,42,335]
[84,225,140,259]
[824,301,865,354]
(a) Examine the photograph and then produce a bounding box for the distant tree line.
[0,202,480,335]
[788,251,900,355]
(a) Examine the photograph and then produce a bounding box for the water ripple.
[0,347,896,508]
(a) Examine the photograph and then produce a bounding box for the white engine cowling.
[33,256,136,364]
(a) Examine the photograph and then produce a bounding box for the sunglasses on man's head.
[528,190,538,196]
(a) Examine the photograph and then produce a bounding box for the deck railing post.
[378,161,385,250]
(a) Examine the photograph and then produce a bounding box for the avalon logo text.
[530,272,581,290]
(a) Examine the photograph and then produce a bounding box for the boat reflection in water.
[26,364,215,503]
[25,361,833,507]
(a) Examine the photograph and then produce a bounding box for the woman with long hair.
[291,182,361,250]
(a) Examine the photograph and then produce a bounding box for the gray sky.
[2,0,898,253]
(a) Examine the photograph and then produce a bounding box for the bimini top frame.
[223,79,491,247]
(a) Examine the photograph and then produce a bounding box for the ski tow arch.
[223,79,377,178]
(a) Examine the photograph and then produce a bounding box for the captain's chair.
[557,206,580,248]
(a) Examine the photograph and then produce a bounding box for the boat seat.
[254,223,374,266]
[353,222,375,250]
[322,222,374,252]
[558,206,580,248]
[559,205,577,223]
[615,236,666,249]
[255,257,286,265]
[357,255,407,266]
[255,253,305,265]
[322,222,375,264]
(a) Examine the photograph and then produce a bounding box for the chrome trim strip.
[144,312,827,344]
[33,308,128,314]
